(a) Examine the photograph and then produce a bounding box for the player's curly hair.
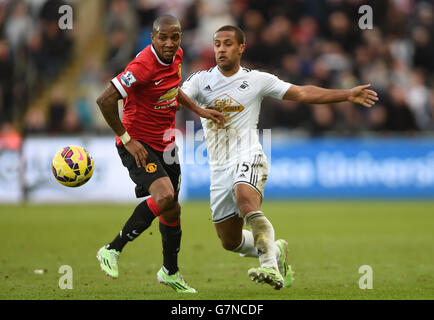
[215,25,246,45]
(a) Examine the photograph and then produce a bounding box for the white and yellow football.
[52,145,94,187]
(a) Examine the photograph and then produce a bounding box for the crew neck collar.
[217,65,242,79]
[151,45,173,66]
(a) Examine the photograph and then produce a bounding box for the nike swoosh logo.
[77,148,84,161]
[155,79,164,85]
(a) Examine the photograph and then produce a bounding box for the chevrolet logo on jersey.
[158,87,178,103]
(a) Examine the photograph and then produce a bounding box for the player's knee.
[155,192,175,212]
[169,202,181,221]
[238,202,256,217]
[238,197,262,217]
[160,201,180,223]
[235,185,262,216]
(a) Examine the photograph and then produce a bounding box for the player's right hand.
[125,139,148,168]
[200,109,227,129]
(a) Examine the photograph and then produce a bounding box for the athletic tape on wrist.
[119,131,131,145]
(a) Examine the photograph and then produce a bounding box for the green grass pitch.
[0,201,433,300]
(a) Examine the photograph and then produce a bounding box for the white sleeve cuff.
[111,77,128,98]
[279,82,292,100]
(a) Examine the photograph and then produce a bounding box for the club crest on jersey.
[237,81,250,91]
[120,71,136,87]
[145,163,157,173]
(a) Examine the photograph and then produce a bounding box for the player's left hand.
[199,109,227,129]
[348,84,379,107]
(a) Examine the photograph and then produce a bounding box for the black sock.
[159,221,181,275]
[107,199,158,252]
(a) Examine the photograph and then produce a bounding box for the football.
[52,145,94,187]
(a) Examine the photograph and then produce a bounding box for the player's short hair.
[152,15,182,34]
[214,25,246,45]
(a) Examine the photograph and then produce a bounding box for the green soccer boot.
[96,245,120,279]
[248,266,284,290]
[157,267,197,293]
[275,239,294,288]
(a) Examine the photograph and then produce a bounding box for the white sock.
[245,211,279,270]
[233,229,258,257]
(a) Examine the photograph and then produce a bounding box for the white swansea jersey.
[181,66,291,169]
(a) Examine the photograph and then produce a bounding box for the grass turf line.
[0,201,433,300]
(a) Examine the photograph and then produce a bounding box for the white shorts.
[210,153,269,223]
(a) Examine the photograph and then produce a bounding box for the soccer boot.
[275,239,294,288]
[248,266,284,290]
[96,245,120,279]
[157,267,197,293]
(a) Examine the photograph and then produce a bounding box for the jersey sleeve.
[258,71,291,100]
[181,71,201,100]
[111,61,151,98]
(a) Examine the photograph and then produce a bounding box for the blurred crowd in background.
[1,0,434,149]
[0,0,73,148]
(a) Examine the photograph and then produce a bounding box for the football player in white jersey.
[181,25,378,289]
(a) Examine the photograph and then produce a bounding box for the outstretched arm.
[283,84,379,107]
[178,88,226,128]
[96,84,148,168]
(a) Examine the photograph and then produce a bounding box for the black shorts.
[116,141,181,199]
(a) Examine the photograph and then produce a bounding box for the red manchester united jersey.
[111,45,183,151]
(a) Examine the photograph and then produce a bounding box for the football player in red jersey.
[95,15,225,293]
